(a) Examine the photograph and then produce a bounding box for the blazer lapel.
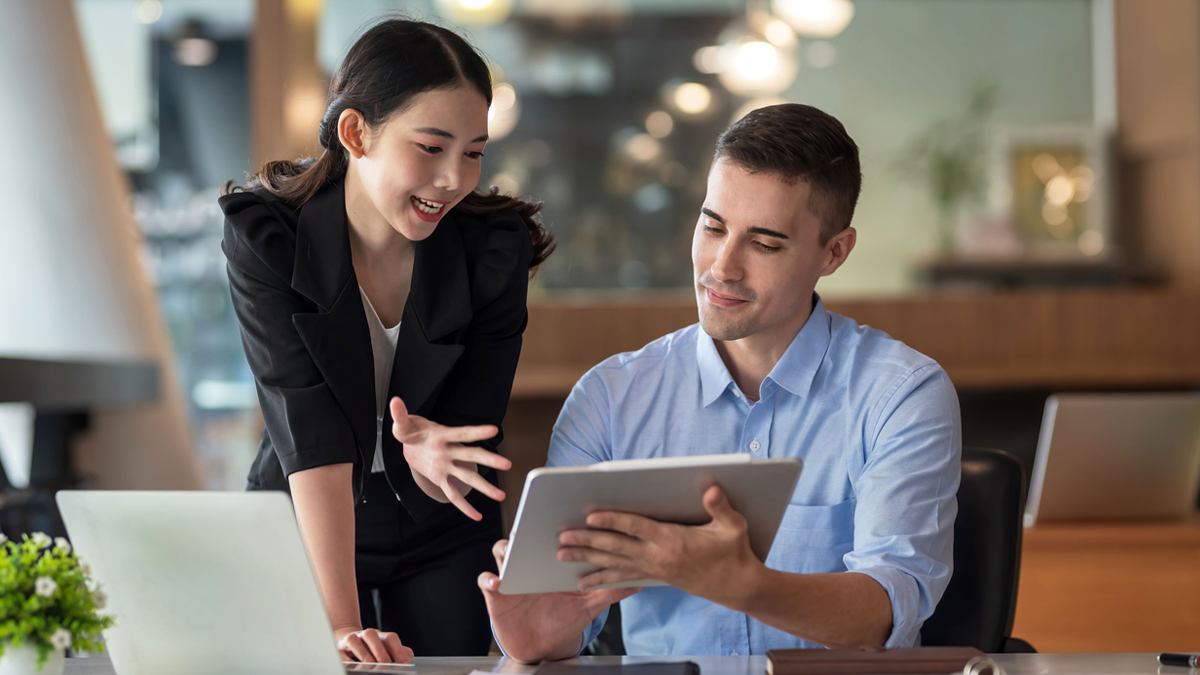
[288,182,376,461]
[387,211,473,416]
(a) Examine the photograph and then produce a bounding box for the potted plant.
[0,532,114,675]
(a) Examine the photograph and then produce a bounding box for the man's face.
[692,158,851,343]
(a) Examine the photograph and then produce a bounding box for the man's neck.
[713,297,814,402]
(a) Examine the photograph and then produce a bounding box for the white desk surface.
[60,653,1183,675]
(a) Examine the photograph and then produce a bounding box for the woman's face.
[353,86,490,241]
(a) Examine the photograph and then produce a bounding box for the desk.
[1013,519,1200,653]
[57,654,1179,675]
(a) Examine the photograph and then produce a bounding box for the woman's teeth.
[412,196,444,214]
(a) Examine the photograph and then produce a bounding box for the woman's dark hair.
[715,103,861,244]
[225,19,553,267]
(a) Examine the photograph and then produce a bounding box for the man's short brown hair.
[714,104,862,244]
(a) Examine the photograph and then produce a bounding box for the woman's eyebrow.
[414,127,489,143]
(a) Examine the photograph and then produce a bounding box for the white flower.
[54,537,71,554]
[80,561,92,576]
[49,628,72,650]
[92,590,107,610]
[0,533,7,545]
[30,532,52,548]
[34,576,58,598]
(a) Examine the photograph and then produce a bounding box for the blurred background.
[1,0,1198,654]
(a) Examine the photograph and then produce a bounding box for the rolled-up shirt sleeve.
[845,364,961,647]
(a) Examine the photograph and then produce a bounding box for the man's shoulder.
[825,310,946,389]
[577,323,702,389]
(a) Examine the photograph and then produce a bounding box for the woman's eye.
[419,144,442,154]
[466,151,485,159]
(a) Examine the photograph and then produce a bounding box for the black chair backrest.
[921,446,1025,652]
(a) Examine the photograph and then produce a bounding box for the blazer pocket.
[767,498,857,574]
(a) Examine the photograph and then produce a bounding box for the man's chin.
[698,313,755,342]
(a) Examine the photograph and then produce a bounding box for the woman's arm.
[289,464,413,663]
[287,464,360,636]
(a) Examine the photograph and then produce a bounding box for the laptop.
[56,491,412,675]
[1024,392,1200,527]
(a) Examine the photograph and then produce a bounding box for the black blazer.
[219,179,533,522]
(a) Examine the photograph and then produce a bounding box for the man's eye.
[756,242,782,253]
[703,225,723,235]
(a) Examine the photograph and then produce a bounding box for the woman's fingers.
[381,632,413,663]
[449,446,513,471]
[451,465,506,502]
[338,633,371,662]
[360,630,393,663]
[442,424,499,444]
[445,483,483,521]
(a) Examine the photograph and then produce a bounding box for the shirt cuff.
[491,606,608,659]
[847,567,926,648]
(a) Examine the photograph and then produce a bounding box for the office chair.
[585,446,1036,656]
[922,446,1036,653]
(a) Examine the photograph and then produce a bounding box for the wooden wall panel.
[1115,0,1200,288]
[513,290,1200,397]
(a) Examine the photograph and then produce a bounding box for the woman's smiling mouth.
[410,195,447,221]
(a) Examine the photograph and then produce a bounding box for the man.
[478,104,960,661]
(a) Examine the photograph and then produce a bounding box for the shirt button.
[749,440,761,452]
[731,650,739,656]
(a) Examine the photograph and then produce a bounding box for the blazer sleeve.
[221,193,360,479]
[427,210,535,453]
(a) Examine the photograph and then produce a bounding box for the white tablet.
[498,453,803,594]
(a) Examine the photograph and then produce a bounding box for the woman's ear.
[337,109,368,159]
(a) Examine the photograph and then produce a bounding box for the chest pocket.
[766,497,856,575]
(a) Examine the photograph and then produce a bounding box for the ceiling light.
[434,0,514,25]
[488,83,520,140]
[645,111,674,138]
[133,0,162,24]
[772,0,855,38]
[174,38,218,67]
[672,82,713,115]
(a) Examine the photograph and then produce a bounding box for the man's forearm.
[289,463,362,633]
[730,568,893,649]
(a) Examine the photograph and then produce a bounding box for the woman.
[219,19,553,663]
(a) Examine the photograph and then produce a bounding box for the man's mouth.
[704,286,749,308]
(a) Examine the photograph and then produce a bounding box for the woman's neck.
[343,163,413,261]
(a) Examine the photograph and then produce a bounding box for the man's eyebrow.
[748,227,789,240]
[701,208,789,240]
[700,207,725,224]
[414,127,489,143]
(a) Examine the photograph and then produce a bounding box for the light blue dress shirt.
[546,295,961,655]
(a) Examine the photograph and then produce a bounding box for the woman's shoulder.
[218,187,302,282]
[449,206,535,299]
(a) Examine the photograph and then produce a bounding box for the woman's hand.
[334,625,413,663]
[390,397,513,520]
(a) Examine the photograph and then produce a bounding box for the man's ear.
[337,108,368,159]
[819,226,856,277]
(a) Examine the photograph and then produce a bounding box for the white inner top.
[359,286,401,474]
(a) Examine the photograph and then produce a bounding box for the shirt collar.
[697,293,832,407]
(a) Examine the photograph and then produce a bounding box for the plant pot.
[0,643,64,675]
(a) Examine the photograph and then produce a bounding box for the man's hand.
[478,539,639,663]
[390,396,512,521]
[557,485,765,607]
[333,625,413,663]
